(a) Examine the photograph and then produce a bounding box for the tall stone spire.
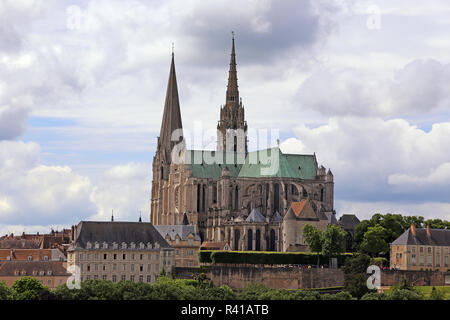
[226,32,239,105]
[158,52,184,164]
[217,33,248,153]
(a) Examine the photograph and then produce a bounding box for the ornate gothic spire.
[226,31,239,106]
[158,51,184,163]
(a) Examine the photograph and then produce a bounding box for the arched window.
[234,229,240,251]
[213,186,217,204]
[274,183,280,212]
[234,186,239,210]
[202,185,206,212]
[160,166,164,179]
[270,229,276,251]
[255,230,261,251]
[197,184,201,212]
[320,188,324,202]
[247,229,253,251]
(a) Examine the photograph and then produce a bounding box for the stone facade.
[67,221,175,283]
[390,225,450,272]
[150,36,336,252]
[155,220,202,267]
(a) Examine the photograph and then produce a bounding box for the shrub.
[199,250,352,266]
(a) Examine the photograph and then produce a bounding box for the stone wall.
[381,270,450,286]
[175,265,344,290]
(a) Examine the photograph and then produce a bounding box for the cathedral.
[150,35,336,252]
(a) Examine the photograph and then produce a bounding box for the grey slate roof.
[271,211,283,223]
[338,214,360,231]
[392,228,450,246]
[245,208,266,223]
[325,212,338,225]
[72,221,171,249]
[154,225,201,241]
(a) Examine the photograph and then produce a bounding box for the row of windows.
[85,242,160,250]
[409,246,450,254]
[82,274,157,283]
[174,250,194,256]
[80,263,161,273]
[75,253,160,261]
[411,254,449,267]
[14,270,53,276]
[5,256,63,262]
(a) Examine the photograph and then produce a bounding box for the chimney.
[411,224,416,237]
[427,224,431,237]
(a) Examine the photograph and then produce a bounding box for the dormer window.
[122,242,127,249]
[14,270,19,276]
[130,242,136,249]
[86,242,92,249]
[112,242,118,249]
[139,242,145,249]
[94,242,100,249]
[103,242,108,249]
[28,256,33,261]
[21,270,26,276]
[39,271,45,276]
[47,271,52,276]
[147,242,152,249]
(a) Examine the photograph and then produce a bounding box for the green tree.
[303,224,324,253]
[360,225,389,257]
[322,225,346,257]
[0,281,10,300]
[11,277,46,300]
[343,254,373,299]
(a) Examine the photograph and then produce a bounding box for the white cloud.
[295,59,450,118]
[280,117,450,217]
[0,140,151,229]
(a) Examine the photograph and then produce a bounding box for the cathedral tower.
[217,33,248,153]
[151,52,184,225]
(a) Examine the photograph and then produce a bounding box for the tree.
[11,277,46,300]
[360,225,389,257]
[322,225,346,257]
[303,224,323,253]
[343,254,373,299]
[0,281,10,300]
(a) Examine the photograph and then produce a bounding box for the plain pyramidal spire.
[158,49,184,163]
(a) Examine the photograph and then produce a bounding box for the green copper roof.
[184,148,317,180]
[238,148,317,179]
[184,150,243,180]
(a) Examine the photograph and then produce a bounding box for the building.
[390,224,450,271]
[67,221,175,283]
[338,214,361,252]
[150,35,335,252]
[282,199,329,252]
[0,261,70,288]
[154,213,202,267]
[200,241,231,251]
[0,248,66,268]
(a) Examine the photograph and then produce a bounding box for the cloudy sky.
[1,0,449,234]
